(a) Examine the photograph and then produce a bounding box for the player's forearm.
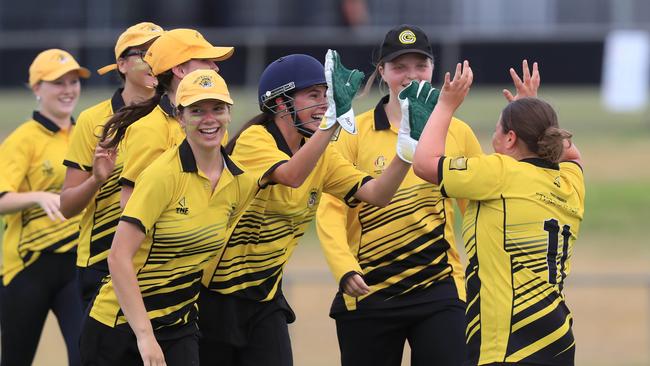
[60,175,104,218]
[108,227,152,338]
[413,105,454,185]
[0,192,42,214]
[354,157,409,207]
[269,127,337,188]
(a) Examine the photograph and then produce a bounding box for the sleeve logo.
[449,157,468,170]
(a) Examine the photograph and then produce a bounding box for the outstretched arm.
[413,61,473,185]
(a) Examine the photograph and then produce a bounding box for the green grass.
[1,86,649,250]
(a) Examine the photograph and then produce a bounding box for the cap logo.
[398,30,416,45]
[196,75,213,88]
[56,53,69,63]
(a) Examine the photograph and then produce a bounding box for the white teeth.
[199,127,218,134]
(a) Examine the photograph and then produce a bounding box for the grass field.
[1,85,649,365]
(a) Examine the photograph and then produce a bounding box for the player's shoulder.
[139,146,180,180]
[126,107,169,135]
[355,107,375,127]
[449,116,475,135]
[78,98,113,119]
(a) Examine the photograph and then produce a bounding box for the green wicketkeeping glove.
[396,80,440,163]
[321,49,365,134]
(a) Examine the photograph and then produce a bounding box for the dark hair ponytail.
[537,127,572,163]
[501,97,572,164]
[99,70,173,148]
[225,112,273,154]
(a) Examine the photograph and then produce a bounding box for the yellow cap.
[29,49,91,86]
[144,29,234,76]
[97,22,164,75]
[176,69,233,107]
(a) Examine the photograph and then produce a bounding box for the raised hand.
[396,80,440,163]
[502,59,539,102]
[321,49,365,134]
[92,145,117,184]
[438,60,473,111]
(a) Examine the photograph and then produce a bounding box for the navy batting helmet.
[257,54,326,112]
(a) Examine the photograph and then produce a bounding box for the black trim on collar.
[521,158,559,170]
[178,139,244,176]
[373,95,391,131]
[32,111,67,133]
[179,139,198,172]
[222,147,244,176]
[110,88,126,113]
[265,121,304,157]
[159,94,175,116]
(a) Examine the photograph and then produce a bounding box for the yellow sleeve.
[440,154,508,201]
[316,193,363,285]
[119,121,168,187]
[64,109,100,171]
[560,161,585,206]
[231,126,291,186]
[121,161,175,233]
[322,146,372,206]
[0,129,31,193]
[315,132,363,285]
[451,117,484,213]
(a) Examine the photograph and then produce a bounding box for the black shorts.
[197,287,296,366]
[80,316,199,366]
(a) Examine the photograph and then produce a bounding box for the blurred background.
[0,0,649,365]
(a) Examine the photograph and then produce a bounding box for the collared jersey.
[316,95,483,314]
[0,112,81,285]
[63,89,125,270]
[201,122,372,302]
[440,154,585,365]
[118,94,228,187]
[89,139,258,335]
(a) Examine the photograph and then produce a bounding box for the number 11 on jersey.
[544,219,572,286]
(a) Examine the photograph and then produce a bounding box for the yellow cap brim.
[180,93,234,107]
[97,64,117,75]
[36,65,91,86]
[194,46,235,62]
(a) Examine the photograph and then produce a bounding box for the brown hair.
[99,70,173,148]
[500,97,572,163]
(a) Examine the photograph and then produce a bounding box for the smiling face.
[379,53,433,95]
[180,99,230,151]
[33,70,81,119]
[289,84,328,132]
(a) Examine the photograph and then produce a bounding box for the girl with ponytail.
[413,60,584,366]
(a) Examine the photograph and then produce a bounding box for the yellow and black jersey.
[201,121,372,302]
[439,154,585,365]
[89,139,258,335]
[118,95,228,187]
[63,89,125,270]
[0,112,81,285]
[316,95,483,315]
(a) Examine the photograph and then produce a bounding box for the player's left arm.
[414,61,473,185]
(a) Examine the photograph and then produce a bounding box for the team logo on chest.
[176,197,189,215]
[307,189,319,208]
[42,160,54,176]
[374,155,386,174]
